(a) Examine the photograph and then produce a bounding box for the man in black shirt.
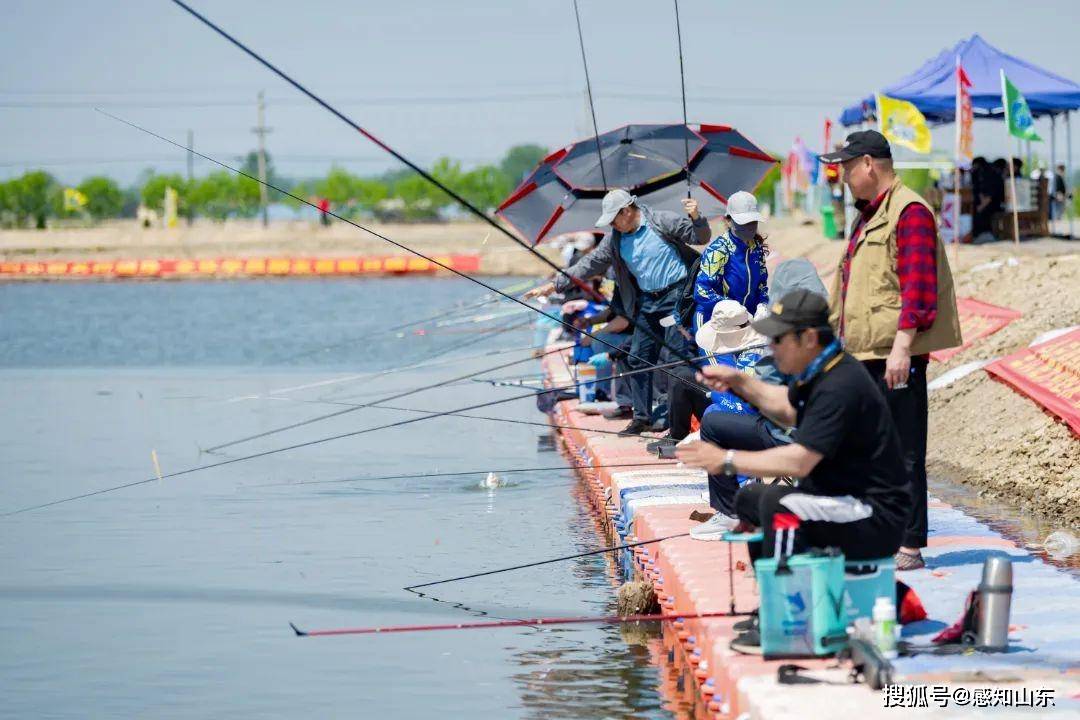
[677,289,910,564]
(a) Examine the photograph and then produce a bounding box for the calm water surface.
[0,279,677,719]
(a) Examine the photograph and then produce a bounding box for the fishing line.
[256,461,679,489]
[572,0,606,190]
[289,609,748,637]
[2,356,695,517]
[404,532,691,591]
[204,330,559,453]
[168,0,707,374]
[673,0,692,198]
[169,0,606,304]
[98,110,707,411]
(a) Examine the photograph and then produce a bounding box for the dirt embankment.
[0,219,556,276]
[768,217,1080,531]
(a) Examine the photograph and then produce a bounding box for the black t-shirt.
[788,353,910,525]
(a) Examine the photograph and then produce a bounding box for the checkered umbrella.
[496,123,776,245]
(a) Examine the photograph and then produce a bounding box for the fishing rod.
[2,354,696,517]
[167,0,706,374]
[572,0,606,190]
[277,279,539,364]
[405,532,691,591]
[673,0,692,198]
[257,461,679,489]
[290,609,746,638]
[169,0,605,304]
[98,111,707,425]
[255,399,651,440]
[204,329,560,453]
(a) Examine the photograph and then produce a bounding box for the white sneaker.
[689,512,739,541]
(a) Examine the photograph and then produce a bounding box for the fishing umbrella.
[497,123,776,245]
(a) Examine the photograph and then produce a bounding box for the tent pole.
[1051,114,1057,235]
[1068,111,1075,239]
[1007,150,1021,246]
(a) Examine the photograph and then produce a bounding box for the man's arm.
[677,441,822,479]
[551,235,615,293]
[652,203,712,246]
[697,364,796,427]
[888,202,938,388]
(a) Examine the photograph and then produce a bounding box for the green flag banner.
[1000,71,1042,142]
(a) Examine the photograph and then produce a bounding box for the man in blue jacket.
[527,189,710,435]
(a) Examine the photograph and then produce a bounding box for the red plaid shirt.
[840,190,938,333]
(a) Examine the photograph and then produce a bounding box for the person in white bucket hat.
[680,190,770,335]
[694,299,767,356]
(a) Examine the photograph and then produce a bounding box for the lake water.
[0,278,677,719]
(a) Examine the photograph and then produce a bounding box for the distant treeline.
[0,144,552,228]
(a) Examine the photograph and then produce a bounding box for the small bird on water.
[479,472,504,489]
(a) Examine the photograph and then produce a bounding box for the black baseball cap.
[818,130,892,163]
[751,289,831,339]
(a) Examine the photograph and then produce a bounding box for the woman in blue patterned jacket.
[693,190,769,331]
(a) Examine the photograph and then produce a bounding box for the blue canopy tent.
[838,34,1079,238]
[839,34,1080,125]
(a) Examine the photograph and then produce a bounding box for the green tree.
[753,161,782,208]
[141,173,188,211]
[188,171,261,220]
[391,172,440,221]
[314,166,389,215]
[499,143,548,186]
[77,176,125,219]
[10,170,58,228]
[459,164,512,212]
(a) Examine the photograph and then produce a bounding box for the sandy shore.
[0,219,558,276]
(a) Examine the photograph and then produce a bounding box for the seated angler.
[677,290,911,649]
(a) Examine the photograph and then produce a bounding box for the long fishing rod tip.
[289,622,307,637]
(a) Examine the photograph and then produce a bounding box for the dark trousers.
[734,483,904,564]
[625,283,689,422]
[698,412,784,517]
[668,364,711,440]
[862,356,929,548]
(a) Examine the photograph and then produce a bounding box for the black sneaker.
[733,610,759,633]
[602,405,633,420]
[650,418,669,433]
[618,419,651,437]
[730,628,763,655]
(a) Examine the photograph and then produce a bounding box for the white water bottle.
[872,596,898,659]
[1044,531,1079,559]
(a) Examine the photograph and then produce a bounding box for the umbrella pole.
[1069,111,1075,240]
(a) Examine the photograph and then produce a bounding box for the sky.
[2,0,1079,185]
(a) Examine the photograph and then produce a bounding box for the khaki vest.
[828,179,962,361]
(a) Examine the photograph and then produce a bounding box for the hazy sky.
[3,0,1079,185]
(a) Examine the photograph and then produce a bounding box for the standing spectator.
[1051,164,1069,222]
[818,130,961,571]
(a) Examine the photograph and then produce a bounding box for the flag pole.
[1001,70,1021,247]
[953,57,962,266]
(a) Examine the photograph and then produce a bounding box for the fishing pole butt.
[289,622,307,637]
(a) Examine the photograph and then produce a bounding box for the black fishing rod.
[257,460,679,489]
[404,532,692,591]
[167,0,704,374]
[1,354,697,517]
[572,0,606,190]
[98,110,706,418]
[204,329,559,453]
[673,0,692,198]
[169,0,606,304]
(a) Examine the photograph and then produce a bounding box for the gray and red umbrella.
[496,123,776,245]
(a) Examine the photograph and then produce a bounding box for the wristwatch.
[722,449,736,477]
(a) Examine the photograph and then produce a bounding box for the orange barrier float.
[0,254,482,280]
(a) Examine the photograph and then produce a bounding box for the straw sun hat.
[694,300,767,355]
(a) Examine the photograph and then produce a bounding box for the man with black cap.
[817,130,960,571]
[677,288,911,577]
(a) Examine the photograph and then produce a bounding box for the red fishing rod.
[290,609,744,638]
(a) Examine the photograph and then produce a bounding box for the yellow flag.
[876,93,932,154]
[63,187,87,211]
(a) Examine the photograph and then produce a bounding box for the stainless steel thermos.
[975,556,1013,651]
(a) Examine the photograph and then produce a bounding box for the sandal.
[894,549,926,571]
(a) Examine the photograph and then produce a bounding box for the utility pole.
[252,91,272,227]
[186,129,194,226]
